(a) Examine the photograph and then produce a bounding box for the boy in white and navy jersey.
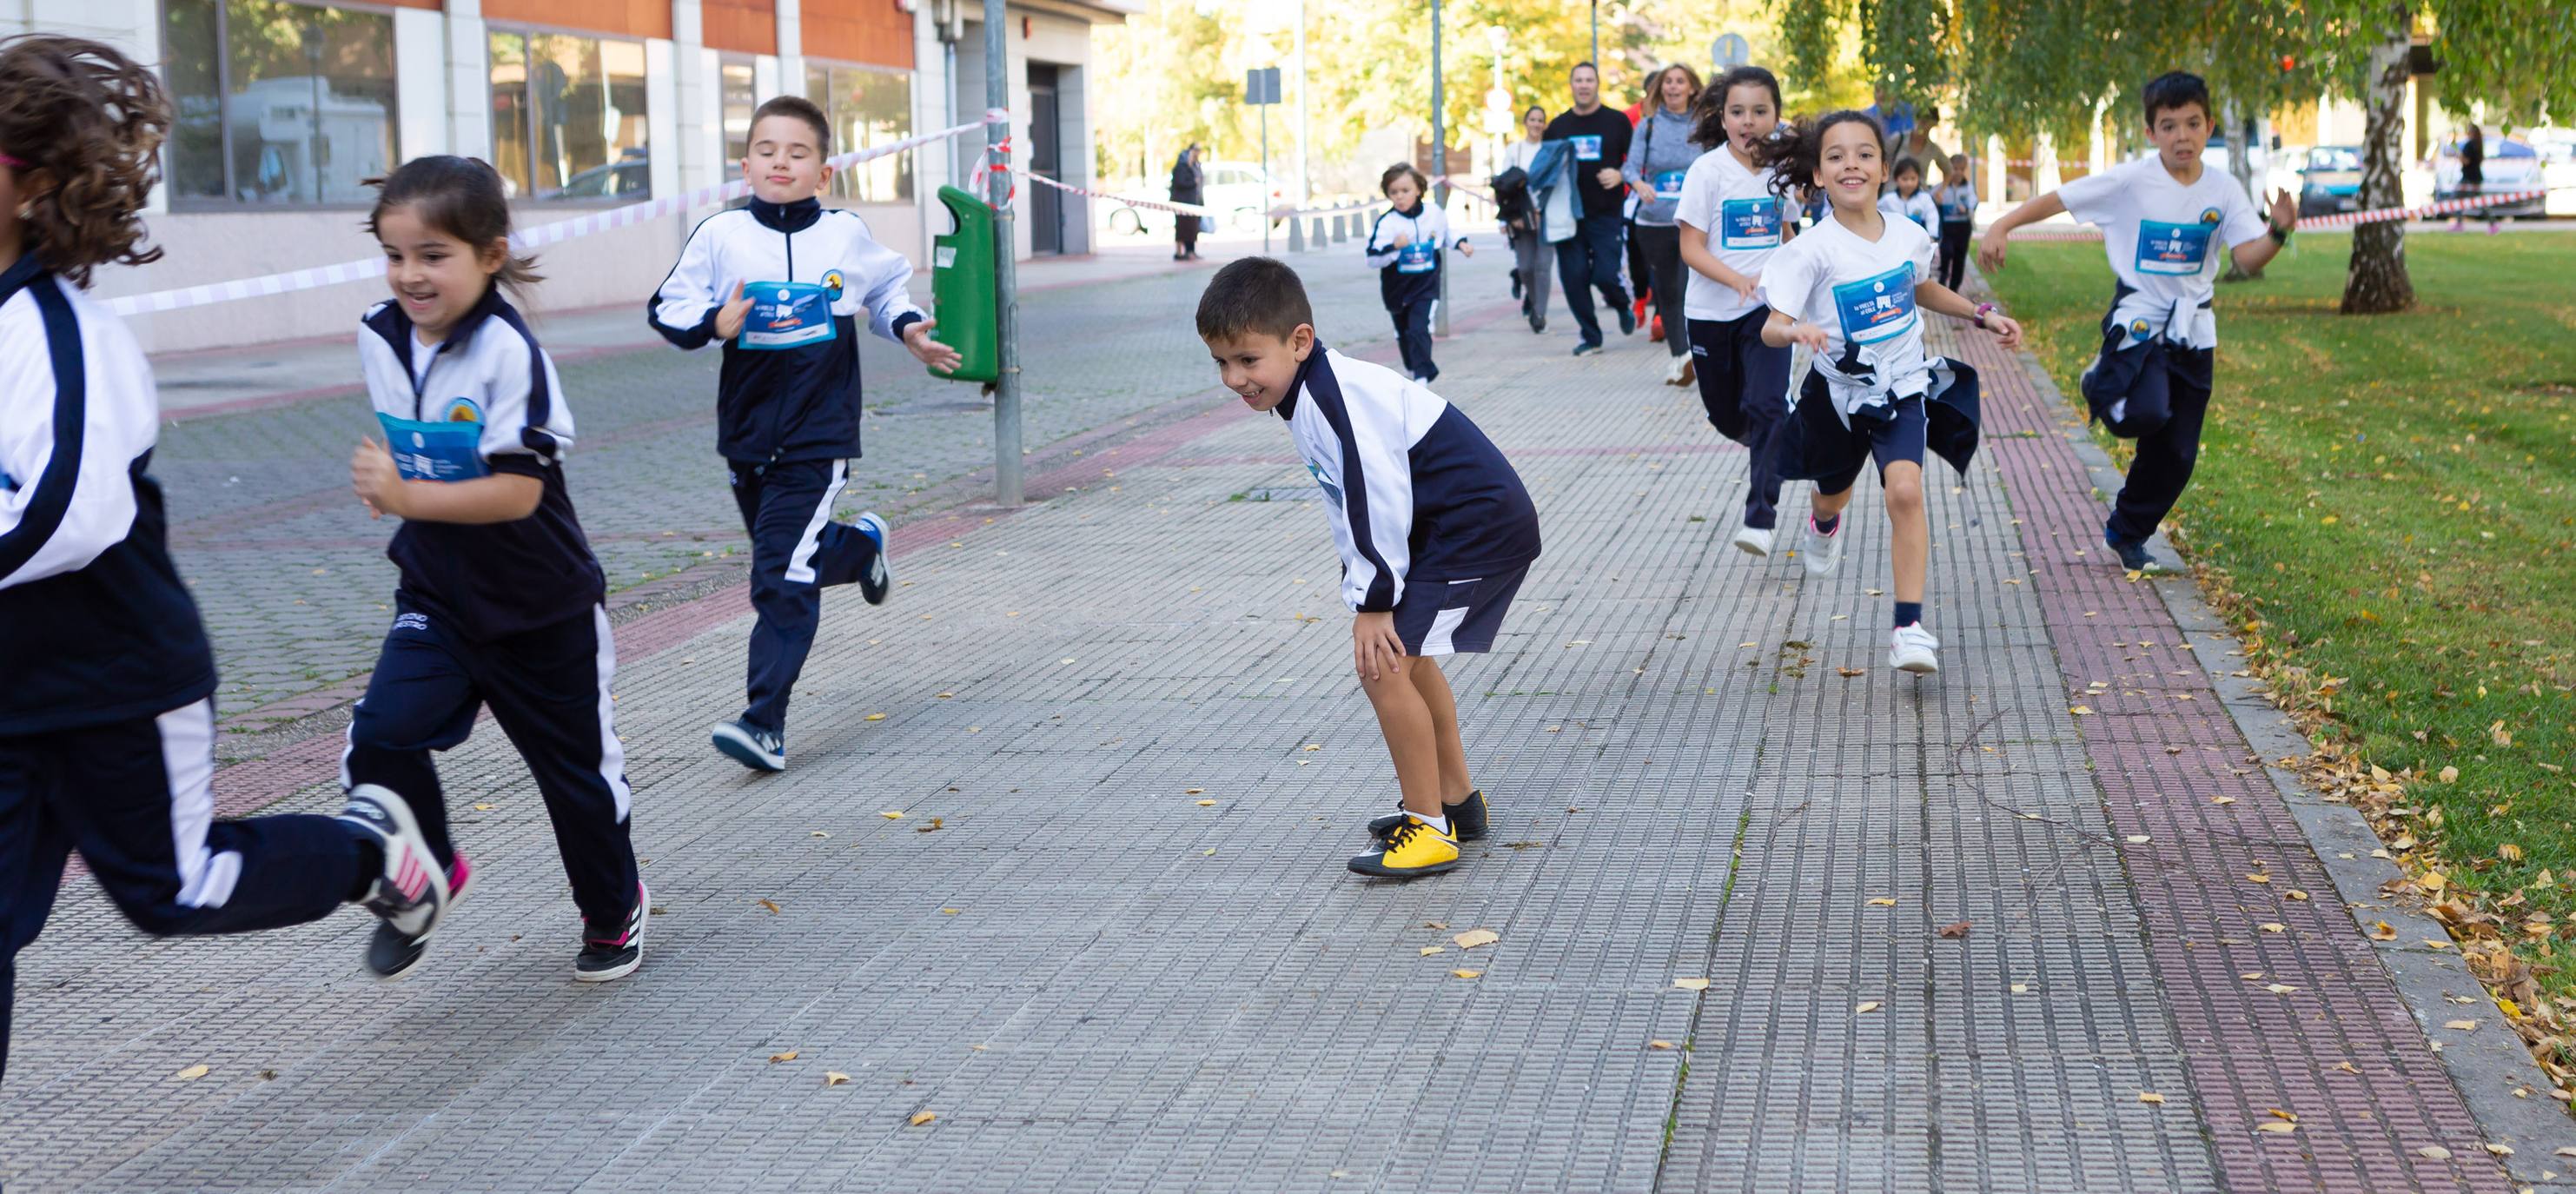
[1981,71,2294,573]
[1364,163,1473,383]
[1197,257,1542,879]
[2,35,444,1086]
[650,96,962,773]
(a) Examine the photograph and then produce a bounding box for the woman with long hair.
[1504,104,1553,331]
[1621,62,1704,383]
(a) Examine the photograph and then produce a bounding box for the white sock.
[1414,813,1451,834]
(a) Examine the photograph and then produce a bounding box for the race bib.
[1652,169,1686,200]
[375,412,487,482]
[1570,135,1603,162]
[1831,262,1918,346]
[2135,220,2215,275]
[1396,242,1437,274]
[739,281,838,350]
[1718,197,1782,249]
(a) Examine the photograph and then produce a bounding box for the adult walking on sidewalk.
[1501,105,1553,333]
[1623,63,1704,386]
[1545,63,1636,357]
[1170,144,1205,261]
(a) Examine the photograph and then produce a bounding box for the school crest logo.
[820,269,845,301]
[2129,318,2152,341]
[2199,207,2222,225]
[441,397,484,423]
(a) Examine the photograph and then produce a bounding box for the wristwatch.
[2268,222,2292,245]
[1973,302,1997,329]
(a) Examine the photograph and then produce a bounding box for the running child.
[1753,111,2025,674]
[347,156,645,982]
[1675,64,1798,557]
[651,96,961,771]
[1878,156,1939,233]
[1363,163,1473,383]
[1979,71,2293,572]
[3,34,446,1084]
[1930,153,1977,290]
[1196,257,1542,879]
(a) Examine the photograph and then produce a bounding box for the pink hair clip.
[0,151,25,169]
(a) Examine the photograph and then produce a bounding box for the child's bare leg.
[1407,657,1474,803]
[1812,483,1856,524]
[1361,661,1446,818]
[1884,460,1927,603]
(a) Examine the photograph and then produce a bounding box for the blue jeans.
[1553,210,1630,344]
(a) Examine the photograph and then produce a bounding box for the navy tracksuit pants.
[1553,209,1632,346]
[1388,297,1437,381]
[729,458,883,736]
[341,602,639,931]
[3,700,356,1084]
[1688,308,1795,530]
[2083,328,2216,548]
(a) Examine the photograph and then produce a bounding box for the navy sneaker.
[575,879,647,983]
[337,785,451,980]
[712,719,786,772]
[2104,529,2164,573]
[854,511,892,605]
[1572,340,1602,357]
[1368,789,1488,843]
[1615,302,1638,336]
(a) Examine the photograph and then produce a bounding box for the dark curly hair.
[0,35,171,288]
[1752,109,1884,204]
[367,156,543,295]
[1692,65,1785,150]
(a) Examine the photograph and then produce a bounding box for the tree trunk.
[2342,5,2414,314]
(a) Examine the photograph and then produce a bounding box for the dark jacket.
[1169,154,1204,204]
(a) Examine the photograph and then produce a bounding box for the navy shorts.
[1392,566,1528,657]
[1779,370,1930,496]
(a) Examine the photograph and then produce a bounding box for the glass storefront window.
[488,28,651,202]
[720,57,757,165]
[805,63,912,203]
[162,0,399,206]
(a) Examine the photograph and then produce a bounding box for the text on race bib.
[1571,135,1602,162]
[1718,197,1782,249]
[375,413,487,482]
[739,281,838,350]
[1831,262,1919,346]
[2135,220,2215,275]
[1652,169,1686,200]
[1396,242,1437,274]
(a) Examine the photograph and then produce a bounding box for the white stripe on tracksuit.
[784,461,850,585]
[156,699,243,910]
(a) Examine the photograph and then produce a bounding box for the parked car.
[547,149,652,201]
[2434,137,2546,217]
[2297,144,2364,216]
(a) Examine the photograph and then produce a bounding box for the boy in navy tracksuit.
[2,35,444,1085]
[1197,257,1541,879]
[1363,163,1472,382]
[651,96,962,772]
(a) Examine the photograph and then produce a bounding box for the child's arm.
[2227,189,2299,275]
[1676,220,1758,302]
[350,333,553,525]
[1761,308,1828,352]
[0,328,147,590]
[1974,190,2065,273]
[648,220,736,349]
[1361,212,1404,269]
[842,216,962,371]
[350,442,543,523]
[1914,279,2024,349]
[1440,209,1473,257]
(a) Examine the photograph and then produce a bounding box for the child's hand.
[1391,230,1413,249]
[904,318,964,373]
[713,281,754,340]
[1984,312,2024,351]
[1353,612,1407,682]
[1593,167,1625,189]
[1727,270,1759,304]
[2267,188,2297,235]
[1457,242,1474,257]
[1787,320,1830,353]
[1975,230,2010,274]
[351,438,405,520]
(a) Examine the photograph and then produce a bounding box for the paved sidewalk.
[3,257,2553,1191]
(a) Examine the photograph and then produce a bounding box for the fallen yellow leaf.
[1451,928,1500,950]
[2266,984,2298,994]
[2212,795,2238,806]
[2416,1144,2450,1159]
[1866,898,1898,907]
[1196,799,1217,806]
[2069,705,2096,716]
[2255,1121,2298,1134]
[910,1111,937,1126]
[172,1064,209,1081]
[2439,766,2460,784]
[824,1071,851,1086]
[2259,923,2287,933]
[2444,1019,2480,1031]
[881,811,905,819]
[1672,977,1711,992]
[1649,1040,1676,1050]
[758,899,783,914]
[1855,1001,1882,1014]
[770,1051,799,1063]
[2367,921,2397,940]
[2246,873,2271,884]
[1420,946,1444,956]
[865,713,886,721]
[2138,1091,2166,1104]
[1451,969,1482,979]
[2284,889,2310,901]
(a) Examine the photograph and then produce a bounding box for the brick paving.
[0,247,2529,1192]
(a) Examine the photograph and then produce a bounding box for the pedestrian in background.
[1502,104,1553,332]
[1546,62,1637,356]
[1171,143,1206,260]
[1624,62,1704,385]
[1931,152,1977,290]
[2450,123,2494,234]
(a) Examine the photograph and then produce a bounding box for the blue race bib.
[1831,262,1918,346]
[2135,220,2215,275]
[1396,242,1437,274]
[376,412,487,482]
[1571,135,1603,162]
[1718,197,1782,249]
[740,281,838,350]
[1652,169,1686,200]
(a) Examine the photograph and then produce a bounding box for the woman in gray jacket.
[1622,63,1704,385]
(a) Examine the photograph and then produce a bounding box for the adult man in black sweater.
[1543,62,1636,355]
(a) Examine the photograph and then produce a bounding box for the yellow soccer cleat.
[1348,814,1461,878]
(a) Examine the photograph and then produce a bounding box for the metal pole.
[983,0,1022,507]
[1261,103,1272,255]
[1295,0,1310,206]
[1431,0,1448,336]
[1590,0,1598,69]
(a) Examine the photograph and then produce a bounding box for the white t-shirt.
[1878,189,1939,235]
[1673,147,1790,322]
[1758,209,1938,415]
[2058,155,2268,349]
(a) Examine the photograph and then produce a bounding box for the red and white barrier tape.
[1021,171,1219,218]
[1997,187,2555,240]
[109,116,1003,317]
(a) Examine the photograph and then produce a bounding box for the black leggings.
[1629,224,1689,355]
[1937,221,1971,291]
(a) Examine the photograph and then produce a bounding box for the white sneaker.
[1890,623,1940,674]
[1800,515,1844,578]
[1732,524,1774,556]
[1664,355,1693,387]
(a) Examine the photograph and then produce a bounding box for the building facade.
[9,0,1131,351]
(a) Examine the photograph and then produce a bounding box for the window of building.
[805,63,912,203]
[162,0,399,207]
[488,29,651,202]
[720,56,758,166]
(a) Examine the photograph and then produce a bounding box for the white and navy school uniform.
[1363,202,1467,382]
[1757,210,1982,495]
[2,255,361,1080]
[1674,148,1798,530]
[349,285,639,933]
[1930,180,1978,290]
[648,196,917,734]
[2057,156,2268,547]
[1277,348,1541,654]
[1877,188,1939,235]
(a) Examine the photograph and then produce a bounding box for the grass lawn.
[1987,229,2576,989]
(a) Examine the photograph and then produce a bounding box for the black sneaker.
[1368,789,1488,843]
[2104,529,2164,573]
[712,719,786,772]
[338,785,451,980]
[854,511,893,605]
[1510,269,1524,300]
[575,879,647,983]
[1571,339,1601,357]
[1615,302,1638,336]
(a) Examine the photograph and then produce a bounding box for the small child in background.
[1930,153,1978,290]
[1878,156,1939,234]
[1363,163,1472,383]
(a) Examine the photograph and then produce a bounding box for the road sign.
[1712,32,1750,70]
[1245,67,1281,106]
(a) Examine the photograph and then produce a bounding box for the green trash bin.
[930,184,998,383]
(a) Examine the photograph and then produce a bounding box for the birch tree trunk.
[2342,3,2415,314]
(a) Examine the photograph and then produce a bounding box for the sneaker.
[1616,302,1639,336]
[1510,269,1524,300]
[1572,339,1601,357]
[1368,788,1488,844]
[854,511,893,605]
[1650,315,1665,342]
[2104,529,2164,573]
[1529,313,1546,334]
[338,785,451,980]
[1732,524,1775,556]
[1890,623,1941,674]
[1663,355,1692,387]
[575,879,647,983]
[1800,514,1845,578]
[1348,815,1461,878]
[712,719,786,772]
